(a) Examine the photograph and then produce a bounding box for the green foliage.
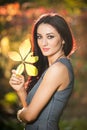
[0,118,87,130]
[0,0,87,8]
[0,119,24,130]
[63,0,87,15]
[60,118,87,130]
[4,92,18,104]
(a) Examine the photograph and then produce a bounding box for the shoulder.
[47,61,68,77]
[43,61,69,85]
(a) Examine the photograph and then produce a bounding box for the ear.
[62,40,65,44]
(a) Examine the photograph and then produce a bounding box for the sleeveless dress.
[25,58,74,130]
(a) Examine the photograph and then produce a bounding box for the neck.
[48,53,65,66]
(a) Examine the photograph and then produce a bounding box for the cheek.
[37,39,40,45]
[37,40,42,48]
[56,37,62,45]
[51,39,61,48]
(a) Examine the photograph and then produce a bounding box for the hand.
[9,69,25,92]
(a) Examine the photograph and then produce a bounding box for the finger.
[11,70,23,80]
[11,73,23,80]
[10,75,23,82]
[12,69,16,74]
[10,77,19,82]
[9,79,22,85]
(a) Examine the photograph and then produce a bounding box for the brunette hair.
[27,13,75,92]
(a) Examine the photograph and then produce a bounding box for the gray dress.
[25,58,74,130]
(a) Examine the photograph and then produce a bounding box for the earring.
[62,40,65,44]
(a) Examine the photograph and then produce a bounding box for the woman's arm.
[18,62,70,123]
[17,87,27,107]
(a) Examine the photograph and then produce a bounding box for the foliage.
[0,0,87,6]
[0,119,24,130]
[60,118,87,130]
[63,0,87,15]
[0,117,87,130]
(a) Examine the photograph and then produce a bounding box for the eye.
[37,34,42,39]
[47,35,54,39]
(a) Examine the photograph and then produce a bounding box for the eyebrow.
[37,32,54,35]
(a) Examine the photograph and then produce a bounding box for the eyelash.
[37,35,54,39]
[37,35,42,39]
[47,35,54,39]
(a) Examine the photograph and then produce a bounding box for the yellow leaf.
[8,51,21,61]
[19,39,31,59]
[28,52,33,56]
[25,64,38,76]
[8,38,39,77]
[16,63,24,75]
[25,54,39,63]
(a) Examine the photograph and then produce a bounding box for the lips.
[42,48,50,52]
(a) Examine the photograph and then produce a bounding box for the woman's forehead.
[37,23,58,34]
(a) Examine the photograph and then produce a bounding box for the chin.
[42,53,49,56]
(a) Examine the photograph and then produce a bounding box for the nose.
[42,38,47,46]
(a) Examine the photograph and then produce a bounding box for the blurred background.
[0,0,87,130]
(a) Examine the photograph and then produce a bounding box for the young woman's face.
[37,23,63,57]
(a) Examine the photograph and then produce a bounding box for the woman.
[9,13,75,130]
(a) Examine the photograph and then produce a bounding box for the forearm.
[17,106,36,123]
[17,87,27,107]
